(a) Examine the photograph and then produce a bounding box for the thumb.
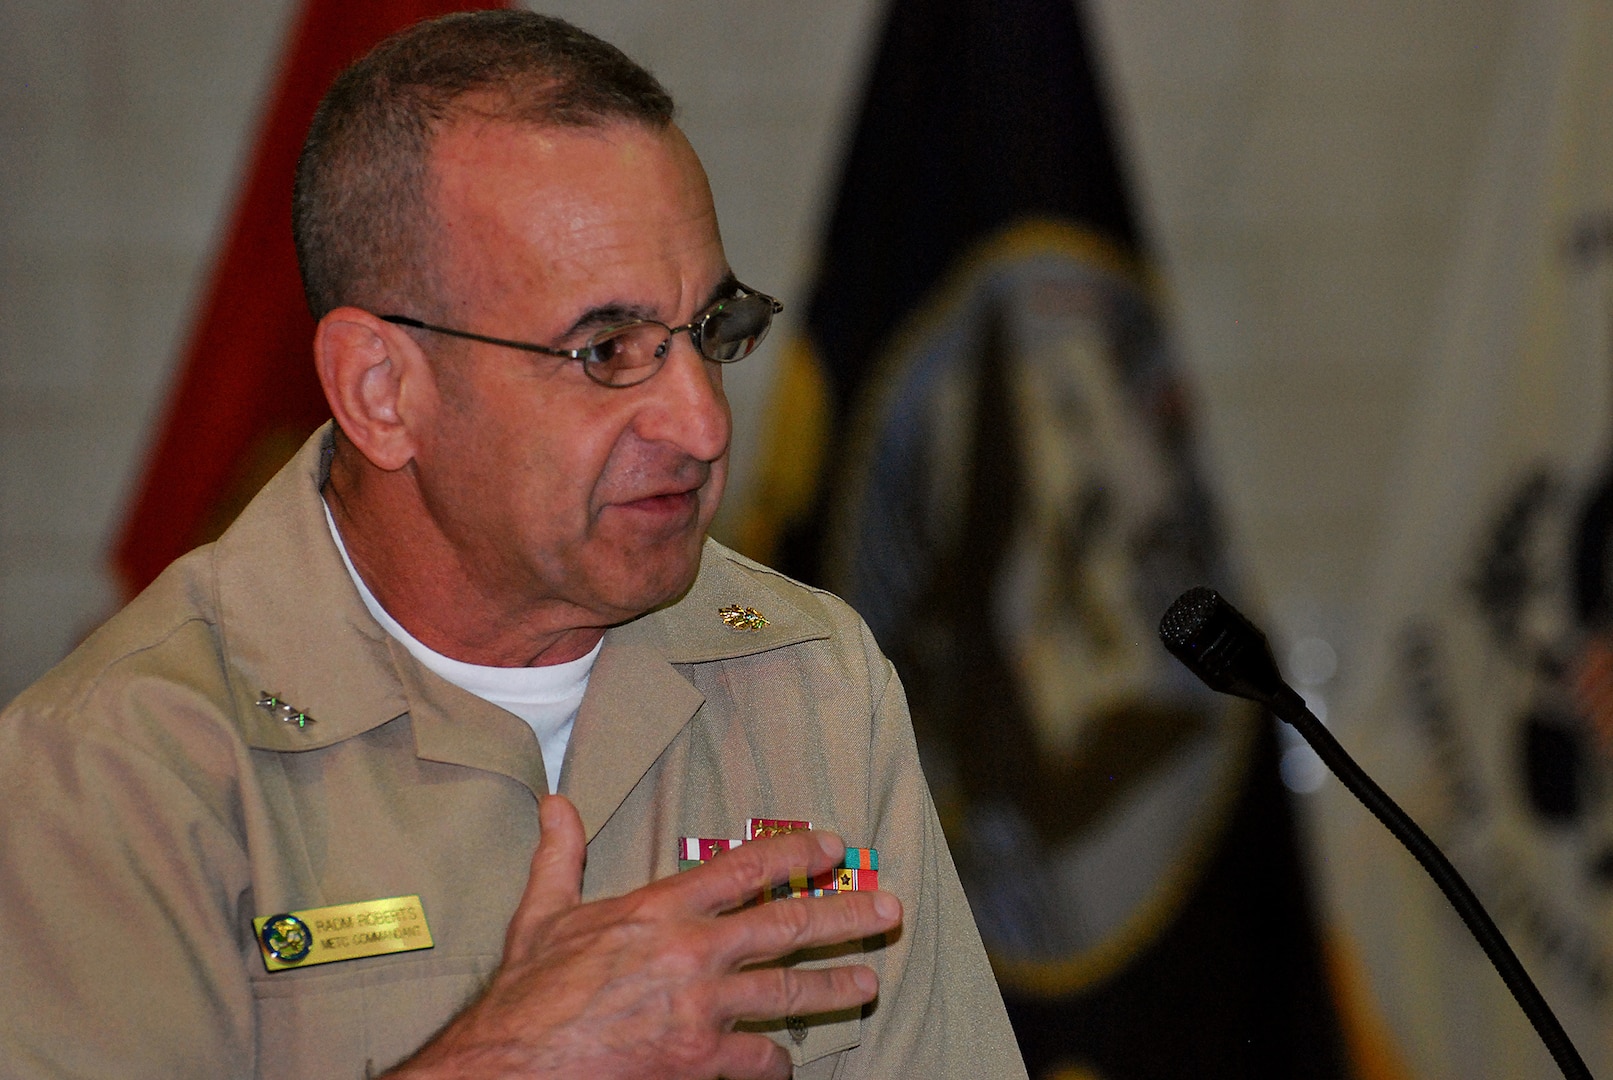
[506,794,586,953]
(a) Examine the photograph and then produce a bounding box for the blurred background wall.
[0,0,1515,713]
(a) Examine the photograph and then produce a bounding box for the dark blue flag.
[733,1,1348,1076]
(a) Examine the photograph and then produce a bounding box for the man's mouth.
[624,490,695,512]
[601,456,715,526]
[612,484,703,520]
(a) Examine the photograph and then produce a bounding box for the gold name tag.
[253,895,433,972]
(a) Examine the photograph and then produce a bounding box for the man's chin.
[597,540,707,622]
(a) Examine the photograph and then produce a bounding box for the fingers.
[706,1032,795,1080]
[673,829,847,916]
[715,888,902,970]
[506,794,586,947]
[650,829,901,970]
[717,961,881,1026]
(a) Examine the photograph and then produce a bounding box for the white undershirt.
[323,501,597,792]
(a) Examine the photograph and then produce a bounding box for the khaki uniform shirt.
[0,428,1026,1080]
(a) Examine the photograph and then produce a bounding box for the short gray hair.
[292,9,675,320]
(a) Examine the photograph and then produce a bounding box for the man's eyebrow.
[695,272,743,315]
[561,303,651,339]
[559,273,743,340]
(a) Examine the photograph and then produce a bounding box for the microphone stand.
[1160,587,1593,1080]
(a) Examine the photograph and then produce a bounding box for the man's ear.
[314,308,430,472]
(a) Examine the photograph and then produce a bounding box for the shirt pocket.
[740,1006,862,1072]
[250,952,496,1080]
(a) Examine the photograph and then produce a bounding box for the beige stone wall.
[1093,3,1519,655]
[0,0,1522,704]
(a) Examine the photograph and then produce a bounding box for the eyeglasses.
[381,284,783,388]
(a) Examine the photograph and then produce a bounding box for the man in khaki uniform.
[0,11,1026,1080]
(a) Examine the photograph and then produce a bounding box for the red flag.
[113,0,499,596]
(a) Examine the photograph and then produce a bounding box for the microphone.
[1160,587,1593,1080]
[1158,585,1305,712]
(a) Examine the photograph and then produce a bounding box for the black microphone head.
[1159,587,1291,709]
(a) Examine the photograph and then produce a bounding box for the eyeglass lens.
[585,292,776,386]
[698,293,776,361]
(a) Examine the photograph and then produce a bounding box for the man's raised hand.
[390,794,901,1080]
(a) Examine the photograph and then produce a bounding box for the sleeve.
[0,679,258,1079]
[841,625,1030,1080]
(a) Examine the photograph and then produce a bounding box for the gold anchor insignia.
[256,692,315,729]
[718,604,768,631]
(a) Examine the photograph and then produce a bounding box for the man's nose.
[634,335,731,462]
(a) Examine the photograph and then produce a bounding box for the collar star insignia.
[256,692,315,729]
[718,604,768,631]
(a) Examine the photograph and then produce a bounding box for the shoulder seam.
[707,541,841,602]
[12,610,220,719]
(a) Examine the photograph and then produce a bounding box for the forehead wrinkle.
[559,269,741,340]
[544,196,717,267]
[431,119,726,334]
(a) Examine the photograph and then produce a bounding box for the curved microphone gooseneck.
[1159,586,1593,1080]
